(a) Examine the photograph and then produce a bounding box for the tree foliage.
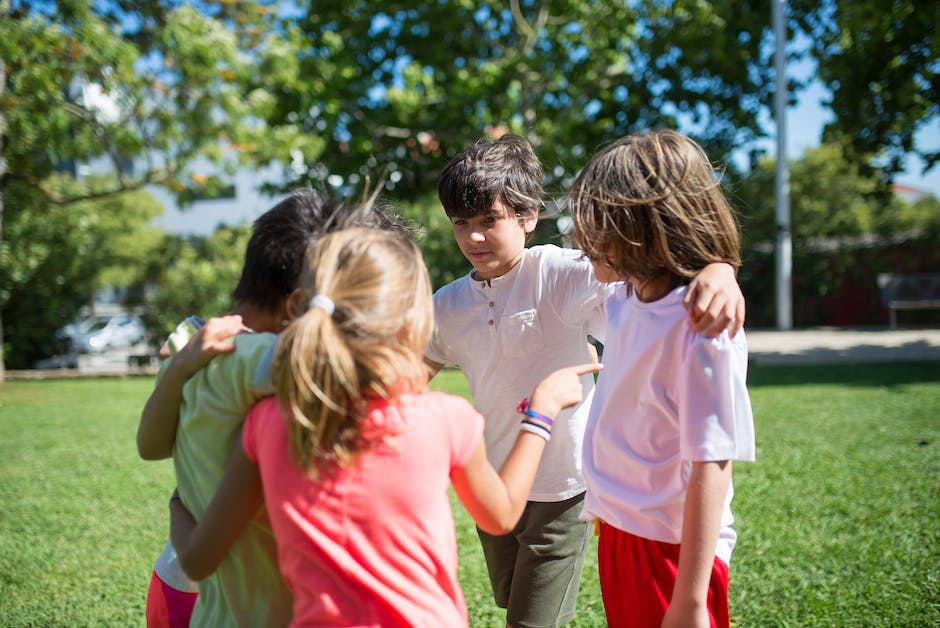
[791,0,939,178]
[0,175,163,368]
[734,143,940,245]
[251,0,776,198]
[243,0,935,199]
[732,143,940,327]
[2,0,937,370]
[0,0,302,372]
[140,224,250,346]
[0,1,293,201]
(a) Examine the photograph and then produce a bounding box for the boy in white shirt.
[425,133,745,627]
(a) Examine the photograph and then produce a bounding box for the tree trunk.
[1,50,7,382]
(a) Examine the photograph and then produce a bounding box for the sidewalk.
[746,327,940,365]
[7,327,940,381]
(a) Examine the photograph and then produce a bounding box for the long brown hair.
[272,227,433,475]
[569,129,741,283]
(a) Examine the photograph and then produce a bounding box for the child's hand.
[174,315,246,378]
[528,363,603,419]
[684,262,745,338]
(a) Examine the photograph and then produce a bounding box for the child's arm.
[451,363,600,534]
[662,459,732,628]
[137,315,245,460]
[684,263,745,339]
[169,440,263,580]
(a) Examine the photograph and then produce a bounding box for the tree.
[140,224,250,345]
[245,1,936,200]
[732,143,940,326]
[1,176,163,368]
[249,0,777,199]
[0,0,302,376]
[790,0,939,179]
[4,1,936,368]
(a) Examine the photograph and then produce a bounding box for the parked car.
[69,314,146,354]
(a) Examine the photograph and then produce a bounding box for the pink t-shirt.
[242,391,484,627]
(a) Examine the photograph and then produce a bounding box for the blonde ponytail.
[272,228,433,475]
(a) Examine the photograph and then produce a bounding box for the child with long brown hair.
[570,129,756,628]
[168,227,599,627]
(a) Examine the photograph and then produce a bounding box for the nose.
[469,228,485,243]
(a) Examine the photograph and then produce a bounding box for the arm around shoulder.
[684,263,745,339]
[137,315,245,460]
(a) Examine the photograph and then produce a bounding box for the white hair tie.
[308,294,335,315]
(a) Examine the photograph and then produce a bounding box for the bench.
[877,273,940,329]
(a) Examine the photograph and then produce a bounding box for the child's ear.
[286,288,304,320]
[522,212,538,234]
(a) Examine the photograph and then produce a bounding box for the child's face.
[450,202,536,280]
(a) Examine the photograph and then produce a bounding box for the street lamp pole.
[773,0,793,330]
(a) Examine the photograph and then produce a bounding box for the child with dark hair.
[138,189,408,627]
[570,129,756,628]
[425,132,746,627]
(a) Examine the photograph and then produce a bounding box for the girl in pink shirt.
[168,227,598,627]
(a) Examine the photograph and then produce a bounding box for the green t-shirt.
[164,328,292,627]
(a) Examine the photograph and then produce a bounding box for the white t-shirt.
[426,245,609,501]
[154,538,200,593]
[580,284,755,565]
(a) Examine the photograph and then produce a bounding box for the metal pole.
[773,0,792,330]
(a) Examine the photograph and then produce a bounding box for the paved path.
[8,327,940,380]
[746,327,940,365]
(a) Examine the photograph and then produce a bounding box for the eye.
[452,219,466,226]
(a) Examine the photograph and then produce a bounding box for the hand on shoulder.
[174,315,247,378]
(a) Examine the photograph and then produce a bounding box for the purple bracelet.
[516,398,554,428]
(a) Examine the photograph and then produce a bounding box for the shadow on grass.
[747,360,940,387]
[748,339,940,368]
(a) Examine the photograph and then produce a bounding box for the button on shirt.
[426,245,609,501]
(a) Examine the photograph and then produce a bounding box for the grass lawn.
[1,362,938,626]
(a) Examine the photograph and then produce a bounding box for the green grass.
[1,363,938,626]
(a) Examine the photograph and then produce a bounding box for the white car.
[70,314,146,354]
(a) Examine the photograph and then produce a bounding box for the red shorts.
[597,522,730,628]
[146,570,199,628]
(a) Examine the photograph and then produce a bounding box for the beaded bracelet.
[517,398,554,442]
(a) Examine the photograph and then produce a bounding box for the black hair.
[232,188,409,312]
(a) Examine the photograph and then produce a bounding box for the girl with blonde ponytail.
[170,228,600,627]
[274,227,434,474]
